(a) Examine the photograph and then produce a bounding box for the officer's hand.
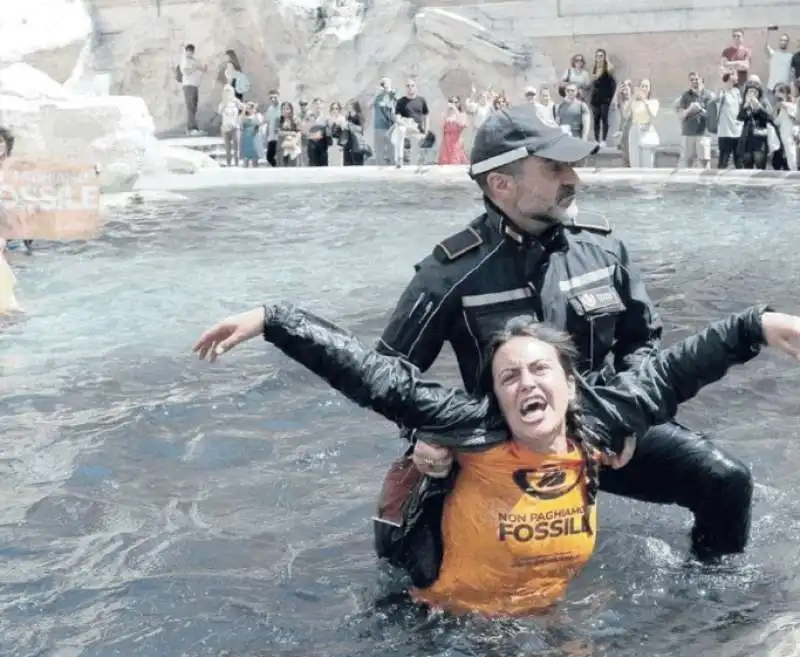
[412,441,454,478]
[763,312,800,360]
[600,435,636,469]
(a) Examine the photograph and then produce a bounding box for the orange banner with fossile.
[0,159,102,240]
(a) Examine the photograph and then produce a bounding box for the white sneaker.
[599,140,607,148]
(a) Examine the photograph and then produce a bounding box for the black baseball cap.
[469,104,599,176]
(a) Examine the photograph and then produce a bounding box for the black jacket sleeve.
[583,305,769,448]
[262,302,770,454]
[263,302,503,449]
[612,239,663,372]
[375,260,455,371]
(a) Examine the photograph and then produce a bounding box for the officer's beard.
[512,184,578,235]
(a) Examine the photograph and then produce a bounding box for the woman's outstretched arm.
[583,306,800,448]
[194,303,507,449]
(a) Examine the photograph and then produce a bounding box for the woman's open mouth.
[519,396,547,424]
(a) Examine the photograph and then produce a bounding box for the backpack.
[175,65,183,83]
[234,72,251,95]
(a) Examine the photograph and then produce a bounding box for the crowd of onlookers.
[178,28,800,170]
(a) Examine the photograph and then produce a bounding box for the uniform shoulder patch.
[432,226,483,263]
[569,214,612,235]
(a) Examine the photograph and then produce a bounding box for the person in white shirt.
[770,83,797,170]
[464,88,493,150]
[716,74,744,169]
[627,79,660,168]
[178,44,207,134]
[765,31,793,91]
[535,87,558,127]
[218,84,243,167]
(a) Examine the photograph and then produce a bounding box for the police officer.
[375,104,753,566]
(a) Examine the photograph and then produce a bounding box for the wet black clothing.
[263,302,767,440]
[375,202,754,561]
[261,302,768,585]
[378,204,661,395]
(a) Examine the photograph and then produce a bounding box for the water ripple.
[1,181,800,656]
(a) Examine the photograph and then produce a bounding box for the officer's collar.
[483,197,563,248]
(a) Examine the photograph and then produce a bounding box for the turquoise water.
[1,181,799,657]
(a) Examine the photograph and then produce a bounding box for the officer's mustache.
[528,185,578,225]
[555,184,577,207]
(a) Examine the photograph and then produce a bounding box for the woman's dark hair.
[448,95,464,112]
[744,81,764,99]
[347,99,363,118]
[0,127,15,157]
[226,49,242,72]
[593,48,609,75]
[280,101,295,124]
[477,316,601,512]
[774,83,792,99]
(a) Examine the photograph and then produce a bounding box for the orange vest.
[412,439,597,617]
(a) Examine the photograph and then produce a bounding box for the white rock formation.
[72,0,553,136]
[0,62,218,191]
[0,0,91,64]
[1,0,555,149]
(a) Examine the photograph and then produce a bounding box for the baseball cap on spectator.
[524,86,537,97]
[469,104,599,176]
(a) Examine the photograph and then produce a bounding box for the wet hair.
[477,317,601,500]
[0,127,15,156]
[185,44,195,53]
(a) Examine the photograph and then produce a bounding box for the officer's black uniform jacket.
[376,202,663,397]
[262,302,768,453]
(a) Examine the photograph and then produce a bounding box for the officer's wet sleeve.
[584,305,770,452]
[612,240,663,372]
[263,302,506,449]
[375,263,453,372]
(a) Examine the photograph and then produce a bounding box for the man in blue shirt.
[370,78,397,166]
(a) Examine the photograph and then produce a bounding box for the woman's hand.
[193,307,266,362]
[763,311,800,360]
[412,441,454,478]
[600,435,636,469]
